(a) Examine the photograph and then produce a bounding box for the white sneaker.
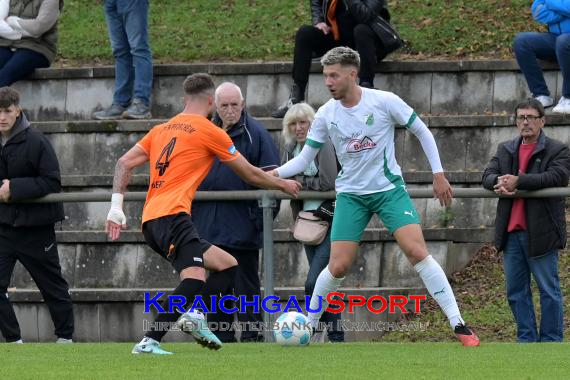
[534,95,554,108]
[10,339,23,344]
[56,338,73,344]
[552,97,570,113]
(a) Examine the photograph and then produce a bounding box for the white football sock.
[308,267,345,326]
[414,255,464,329]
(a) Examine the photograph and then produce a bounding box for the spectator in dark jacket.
[281,102,343,342]
[482,98,570,342]
[0,0,63,87]
[191,82,280,343]
[0,86,73,343]
[272,0,399,118]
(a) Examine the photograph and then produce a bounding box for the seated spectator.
[281,103,343,342]
[272,0,400,118]
[514,0,570,113]
[0,0,63,87]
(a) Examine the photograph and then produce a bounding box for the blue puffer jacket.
[533,0,570,35]
[191,111,280,250]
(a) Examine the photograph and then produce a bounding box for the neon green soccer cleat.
[177,312,222,350]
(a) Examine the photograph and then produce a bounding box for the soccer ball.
[273,312,312,346]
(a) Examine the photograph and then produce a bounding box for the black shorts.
[142,213,211,273]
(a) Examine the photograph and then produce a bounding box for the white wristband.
[111,193,124,209]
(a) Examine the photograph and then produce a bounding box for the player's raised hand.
[433,172,453,207]
[281,179,302,197]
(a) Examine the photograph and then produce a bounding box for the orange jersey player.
[105,73,301,355]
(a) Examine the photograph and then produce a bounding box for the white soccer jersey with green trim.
[306,88,415,194]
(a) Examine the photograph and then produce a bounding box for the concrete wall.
[14,60,564,120]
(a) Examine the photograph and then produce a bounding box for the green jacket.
[0,0,63,63]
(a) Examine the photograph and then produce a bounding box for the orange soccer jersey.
[136,113,240,224]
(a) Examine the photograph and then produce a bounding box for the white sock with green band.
[414,255,464,329]
[307,267,345,327]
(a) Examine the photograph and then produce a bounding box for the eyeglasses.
[516,115,541,122]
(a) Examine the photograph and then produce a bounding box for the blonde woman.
[281,103,343,342]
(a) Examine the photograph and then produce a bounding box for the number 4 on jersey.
[156,137,176,176]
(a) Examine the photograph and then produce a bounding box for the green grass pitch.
[2,342,570,379]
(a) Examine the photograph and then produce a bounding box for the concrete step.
[9,286,427,342]
[32,117,570,179]
[32,113,570,134]
[9,229,487,292]
[13,60,564,121]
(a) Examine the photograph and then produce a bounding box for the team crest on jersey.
[364,113,374,126]
[228,145,237,155]
[346,136,377,153]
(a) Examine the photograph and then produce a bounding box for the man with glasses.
[191,82,280,343]
[483,98,570,342]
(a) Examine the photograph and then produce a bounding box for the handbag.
[370,15,404,55]
[292,211,329,246]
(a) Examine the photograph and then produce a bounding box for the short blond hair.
[320,46,360,69]
[281,103,316,146]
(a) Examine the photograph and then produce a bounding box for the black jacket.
[191,111,280,250]
[482,132,570,257]
[0,113,65,227]
[311,0,401,54]
[311,0,389,26]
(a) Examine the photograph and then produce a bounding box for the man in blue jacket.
[514,0,570,113]
[192,82,280,342]
[0,86,74,343]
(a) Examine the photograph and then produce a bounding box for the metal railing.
[19,187,570,341]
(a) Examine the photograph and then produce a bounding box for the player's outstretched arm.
[106,145,149,241]
[224,155,302,197]
[273,144,320,179]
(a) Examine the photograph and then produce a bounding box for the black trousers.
[292,24,388,89]
[207,246,263,342]
[0,225,74,342]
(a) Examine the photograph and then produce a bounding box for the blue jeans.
[0,47,49,87]
[304,228,344,342]
[503,231,563,342]
[104,0,152,107]
[513,32,570,98]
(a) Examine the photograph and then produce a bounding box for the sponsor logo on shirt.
[364,113,374,126]
[346,136,377,153]
[228,145,237,155]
